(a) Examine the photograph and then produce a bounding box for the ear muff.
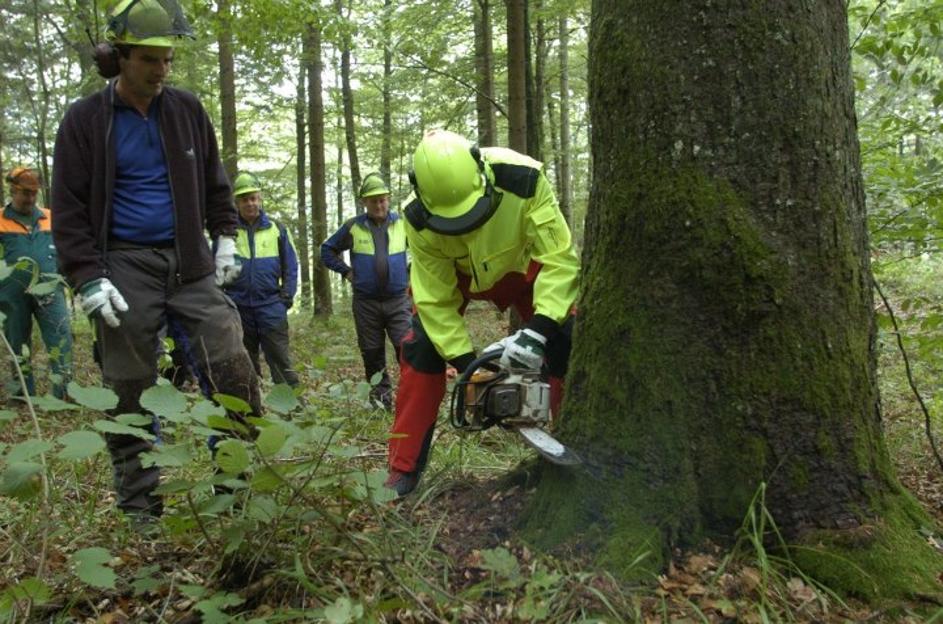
[93,42,121,79]
[405,145,500,236]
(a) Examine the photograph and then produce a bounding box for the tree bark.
[527,0,543,160]
[216,0,238,180]
[336,0,361,214]
[31,0,51,201]
[557,15,571,224]
[305,20,332,316]
[381,0,393,184]
[522,0,942,599]
[505,0,527,152]
[295,60,311,307]
[473,0,497,146]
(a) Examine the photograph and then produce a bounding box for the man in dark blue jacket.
[225,173,300,387]
[321,173,410,410]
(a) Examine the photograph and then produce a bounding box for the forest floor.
[1,282,942,623]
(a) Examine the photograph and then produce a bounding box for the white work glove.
[77,278,128,328]
[215,236,242,286]
[483,335,513,355]
[499,328,548,371]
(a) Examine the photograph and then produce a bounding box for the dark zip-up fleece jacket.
[51,82,237,289]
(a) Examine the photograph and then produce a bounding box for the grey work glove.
[77,278,129,328]
[215,236,242,286]
[499,328,547,371]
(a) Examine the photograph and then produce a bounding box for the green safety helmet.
[233,172,262,197]
[105,0,193,47]
[406,130,497,235]
[359,172,390,198]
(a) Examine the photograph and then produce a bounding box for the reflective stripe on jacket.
[405,147,579,361]
[320,212,409,298]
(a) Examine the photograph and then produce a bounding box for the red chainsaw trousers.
[388,263,572,474]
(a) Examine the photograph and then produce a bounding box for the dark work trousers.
[97,246,261,516]
[352,293,411,409]
[239,306,299,386]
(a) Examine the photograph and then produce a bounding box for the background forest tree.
[0,0,592,311]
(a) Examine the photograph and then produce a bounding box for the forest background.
[2,0,943,622]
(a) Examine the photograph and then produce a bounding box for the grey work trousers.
[352,294,411,408]
[97,247,259,515]
[241,315,299,386]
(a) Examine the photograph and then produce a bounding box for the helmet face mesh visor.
[109,0,193,40]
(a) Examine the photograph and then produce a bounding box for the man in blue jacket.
[0,167,72,399]
[226,172,300,387]
[321,173,410,410]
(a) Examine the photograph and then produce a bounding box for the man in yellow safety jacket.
[385,130,579,496]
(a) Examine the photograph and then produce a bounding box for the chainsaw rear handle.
[450,349,505,429]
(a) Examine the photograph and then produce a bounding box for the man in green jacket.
[0,167,72,399]
[385,130,580,496]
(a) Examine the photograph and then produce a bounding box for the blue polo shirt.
[111,95,175,244]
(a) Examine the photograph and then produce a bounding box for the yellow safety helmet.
[406,130,498,235]
[105,0,193,47]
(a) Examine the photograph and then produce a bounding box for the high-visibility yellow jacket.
[406,147,579,361]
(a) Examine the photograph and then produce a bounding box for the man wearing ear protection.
[0,167,73,399]
[51,0,260,523]
[385,130,580,496]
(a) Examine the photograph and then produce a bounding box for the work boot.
[384,469,420,497]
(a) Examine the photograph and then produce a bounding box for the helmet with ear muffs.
[406,130,500,235]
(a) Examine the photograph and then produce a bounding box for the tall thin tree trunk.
[506,0,527,152]
[217,0,238,179]
[336,131,348,300]
[557,15,572,223]
[381,0,393,183]
[295,61,311,307]
[473,0,496,146]
[305,20,332,316]
[526,0,542,160]
[336,0,361,213]
[545,90,562,218]
[31,0,51,200]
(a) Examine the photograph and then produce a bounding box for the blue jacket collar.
[355,211,399,227]
[238,208,272,229]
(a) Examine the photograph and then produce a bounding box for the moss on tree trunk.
[521,0,943,600]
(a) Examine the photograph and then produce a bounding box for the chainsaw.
[448,350,580,466]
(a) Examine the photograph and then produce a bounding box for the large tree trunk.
[522,0,941,599]
[216,0,238,180]
[505,0,527,152]
[556,15,571,224]
[295,60,311,307]
[473,0,496,147]
[305,20,332,316]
